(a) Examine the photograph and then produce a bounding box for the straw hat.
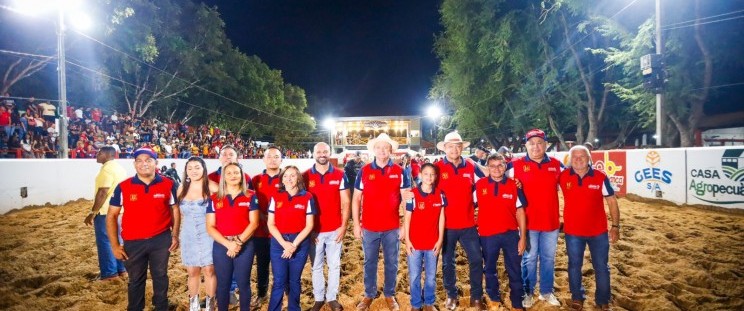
[367,133,399,152]
[436,131,471,151]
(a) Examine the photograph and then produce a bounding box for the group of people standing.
[86,127,620,311]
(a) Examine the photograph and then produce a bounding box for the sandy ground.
[0,197,742,311]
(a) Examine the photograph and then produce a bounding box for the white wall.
[0,158,315,214]
[686,147,744,207]
[625,149,687,205]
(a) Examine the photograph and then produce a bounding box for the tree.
[0,12,56,96]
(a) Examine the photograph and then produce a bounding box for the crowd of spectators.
[0,93,311,159]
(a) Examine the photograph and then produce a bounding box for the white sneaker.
[538,293,561,306]
[522,294,535,308]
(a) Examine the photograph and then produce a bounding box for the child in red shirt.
[404,163,446,310]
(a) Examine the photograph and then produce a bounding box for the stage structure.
[327,116,422,154]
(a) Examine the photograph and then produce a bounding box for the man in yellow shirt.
[85,146,128,280]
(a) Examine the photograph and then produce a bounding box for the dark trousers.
[442,226,484,299]
[214,240,255,311]
[268,234,310,311]
[122,230,171,311]
[481,230,524,308]
[254,236,271,297]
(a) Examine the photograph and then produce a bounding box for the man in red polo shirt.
[506,128,564,308]
[249,145,283,308]
[107,147,180,311]
[353,133,411,311]
[559,146,620,311]
[208,145,252,188]
[434,131,487,311]
[305,142,350,311]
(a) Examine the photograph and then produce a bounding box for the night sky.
[202,0,443,118]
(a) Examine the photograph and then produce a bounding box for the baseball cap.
[133,147,157,159]
[524,128,546,141]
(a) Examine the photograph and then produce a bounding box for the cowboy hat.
[367,133,399,152]
[437,131,471,151]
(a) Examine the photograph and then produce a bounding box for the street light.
[322,117,335,154]
[12,0,91,158]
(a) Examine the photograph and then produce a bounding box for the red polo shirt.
[559,167,614,237]
[355,159,411,232]
[207,191,259,236]
[251,170,281,238]
[406,187,447,250]
[507,155,564,231]
[208,168,252,190]
[435,157,485,230]
[269,190,316,234]
[110,174,177,241]
[474,177,526,236]
[304,165,349,233]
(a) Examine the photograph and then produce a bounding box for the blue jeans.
[481,230,523,308]
[213,239,254,311]
[254,237,271,297]
[269,234,310,311]
[408,250,437,308]
[3,125,13,139]
[566,233,611,305]
[362,228,399,298]
[94,215,125,278]
[521,229,559,295]
[442,226,483,299]
[122,230,171,311]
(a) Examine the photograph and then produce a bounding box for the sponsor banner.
[626,149,687,204]
[591,150,627,196]
[686,147,744,208]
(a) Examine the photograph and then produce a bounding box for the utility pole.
[655,0,664,147]
[57,9,69,158]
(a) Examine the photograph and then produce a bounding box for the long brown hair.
[278,165,305,192]
[217,162,248,201]
[177,157,210,204]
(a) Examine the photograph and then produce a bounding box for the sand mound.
[0,198,742,310]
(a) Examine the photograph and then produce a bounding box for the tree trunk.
[548,114,568,151]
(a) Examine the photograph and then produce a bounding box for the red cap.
[525,128,546,141]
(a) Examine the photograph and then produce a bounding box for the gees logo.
[634,151,673,192]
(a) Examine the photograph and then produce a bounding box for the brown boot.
[410,308,421,311]
[356,297,373,311]
[470,298,487,311]
[385,296,400,311]
[444,296,459,310]
[311,301,325,311]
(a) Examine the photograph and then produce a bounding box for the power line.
[62,58,315,134]
[663,14,744,30]
[662,9,744,28]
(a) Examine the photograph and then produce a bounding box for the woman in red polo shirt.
[206,162,259,311]
[267,165,316,311]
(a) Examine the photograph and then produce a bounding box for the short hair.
[220,145,239,157]
[486,153,506,165]
[266,146,282,156]
[567,145,592,166]
[99,146,116,157]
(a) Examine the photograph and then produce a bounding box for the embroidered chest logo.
[481,188,487,195]
[588,184,601,190]
[277,202,284,209]
[566,182,572,190]
[417,202,425,210]
[502,193,513,199]
[153,193,166,199]
[389,174,399,179]
[238,202,250,207]
[294,204,305,209]
[129,194,138,201]
[329,180,340,185]
[548,167,558,172]
[442,172,449,180]
[463,173,471,178]
[523,165,530,173]
[309,180,316,188]
[257,182,262,189]
[369,174,376,181]
[216,202,224,208]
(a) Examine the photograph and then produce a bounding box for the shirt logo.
[309,180,316,188]
[129,194,138,201]
[329,180,340,185]
[153,193,165,199]
[257,182,262,189]
[523,165,530,173]
[216,202,224,209]
[442,172,449,180]
[389,175,399,179]
[294,204,305,209]
[548,167,557,172]
[277,202,284,209]
[238,202,250,207]
[566,182,572,190]
[481,188,487,195]
[369,174,376,180]
[463,173,471,178]
[502,193,513,199]
[588,184,601,190]
[417,202,425,210]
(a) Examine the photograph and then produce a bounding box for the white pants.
[310,230,343,301]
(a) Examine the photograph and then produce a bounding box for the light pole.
[426,104,443,154]
[323,118,335,154]
[655,0,664,147]
[57,9,69,158]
